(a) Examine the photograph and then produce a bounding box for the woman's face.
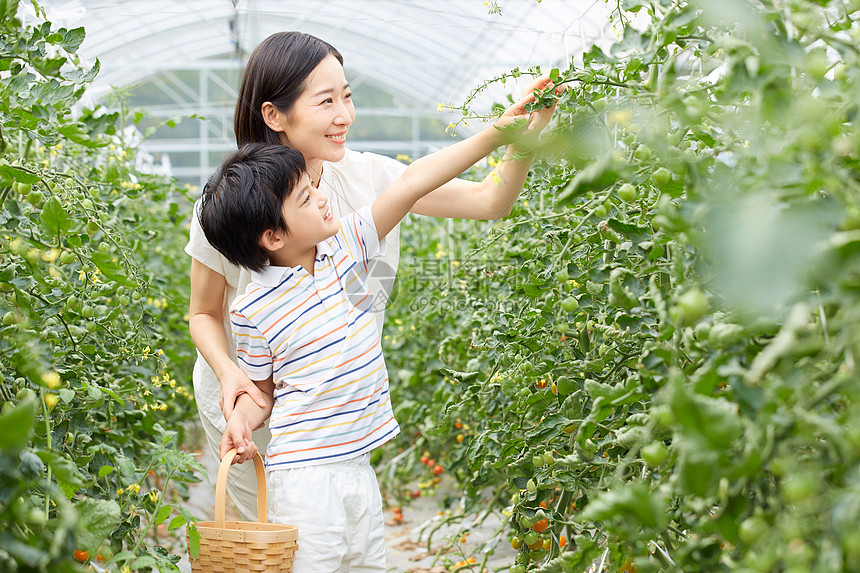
[273,54,355,169]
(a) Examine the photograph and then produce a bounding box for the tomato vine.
[382,1,860,571]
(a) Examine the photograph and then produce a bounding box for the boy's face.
[279,173,339,249]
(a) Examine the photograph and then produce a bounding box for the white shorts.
[267,454,387,573]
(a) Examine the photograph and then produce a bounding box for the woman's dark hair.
[235,32,343,147]
[198,143,306,272]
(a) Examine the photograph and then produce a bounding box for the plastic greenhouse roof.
[35,0,613,109]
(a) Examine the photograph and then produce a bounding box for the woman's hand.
[219,364,268,421]
[495,74,566,139]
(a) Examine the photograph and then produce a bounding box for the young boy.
[197,115,538,571]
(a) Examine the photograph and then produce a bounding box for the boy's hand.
[220,414,258,464]
[495,75,566,141]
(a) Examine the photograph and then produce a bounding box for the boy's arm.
[220,377,275,464]
[371,120,522,240]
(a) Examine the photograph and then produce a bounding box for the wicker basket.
[187,448,298,572]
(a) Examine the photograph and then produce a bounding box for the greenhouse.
[1,1,859,572]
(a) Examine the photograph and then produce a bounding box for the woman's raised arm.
[410,75,561,220]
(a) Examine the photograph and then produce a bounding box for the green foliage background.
[0,2,201,571]
[2,0,860,572]
[379,1,860,572]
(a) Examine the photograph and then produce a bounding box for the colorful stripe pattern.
[230,207,400,468]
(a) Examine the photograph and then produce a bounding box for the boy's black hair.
[198,143,306,272]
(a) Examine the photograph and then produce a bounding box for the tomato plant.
[380,0,860,571]
[0,3,200,571]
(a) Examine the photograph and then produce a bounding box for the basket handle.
[215,448,267,528]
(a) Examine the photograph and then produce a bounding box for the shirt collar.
[250,239,338,287]
[250,265,295,288]
[316,237,336,260]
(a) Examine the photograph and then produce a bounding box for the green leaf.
[155,504,172,525]
[1,0,19,21]
[62,59,100,84]
[40,196,70,235]
[90,252,136,287]
[35,449,84,486]
[580,482,667,530]
[606,218,651,244]
[0,164,40,184]
[0,397,37,451]
[440,368,481,383]
[168,514,186,531]
[58,123,108,148]
[534,536,600,572]
[131,556,158,569]
[61,27,86,52]
[188,525,201,559]
[524,413,566,443]
[558,154,627,204]
[58,388,75,404]
[75,497,121,553]
[98,465,114,478]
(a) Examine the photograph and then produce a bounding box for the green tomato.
[641,442,668,466]
[27,508,47,526]
[783,474,816,502]
[98,242,110,254]
[519,514,535,529]
[555,269,569,283]
[86,220,100,234]
[542,452,555,466]
[17,388,36,401]
[526,479,537,493]
[634,144,652,161]
[131,291,142,302]
[17,182,33,195]
[617,183,637,203]
[81,305,94,319]
[520,360,533,373]
[524,530,539,546]
[593,203,609,217]
[26,190,43,205]
[676,288,708,324]
[738,515,768,544]
[510,566,526,573]
[651,167,672,187]
[533,454,545,467]
[561,297,579,313]
[118,295,130,306]
[2,311,17,326]
[59,250,76,265]
[556,322,570,334]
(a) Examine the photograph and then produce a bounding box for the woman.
[186,31,558,523]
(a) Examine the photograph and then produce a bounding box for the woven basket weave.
[188,448,298,572]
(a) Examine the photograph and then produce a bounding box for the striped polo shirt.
[230,206,400,469]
